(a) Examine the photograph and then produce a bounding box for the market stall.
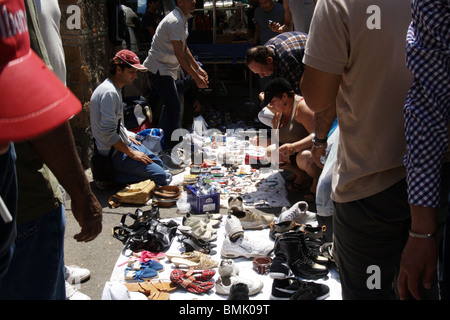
[104,122,341,300]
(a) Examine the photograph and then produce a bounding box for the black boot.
[276,231,329,265]
[274,236,329,280]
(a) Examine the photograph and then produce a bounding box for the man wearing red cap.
[90,49,170,187]
[0,0,102,299]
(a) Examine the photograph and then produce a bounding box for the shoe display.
[277,201,317,225]
[221,234,274,259]
[270,277,329,300]
[65,265,90,284]
[65,281,91,300]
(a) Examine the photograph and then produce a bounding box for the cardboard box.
[186,185,220,214]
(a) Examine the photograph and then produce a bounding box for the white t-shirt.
[287,0,315,34]
[303,0,413,203]
[143,7,190,80]
[35,0,66,84]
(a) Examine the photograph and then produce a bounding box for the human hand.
[70,192,103,242]
[268,21,282,32]
[397,236,438,300]
[311,144,326,168]
[129,136,141,146]
[130,150,153,164]
[197,67,208,81]
[279,143,295,158]
[194,74,209,89]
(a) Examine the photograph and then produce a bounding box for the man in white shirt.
[144,0,208,149]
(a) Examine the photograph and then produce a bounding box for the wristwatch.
[312,133,327,144]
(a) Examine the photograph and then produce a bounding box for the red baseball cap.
[113,49,147,71]
[0,0,81,143]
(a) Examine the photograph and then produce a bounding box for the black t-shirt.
[142,11,159,42]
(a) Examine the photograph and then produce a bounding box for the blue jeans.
[0,205,66,300]
[147,71,181,149]
[0,144,17,285]
[112,141,169,186]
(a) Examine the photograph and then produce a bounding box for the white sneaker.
[219,259,240,278]
[65,265,91,284]
[65,281,91,300]
[277,201,318,225]
[221,234,274,258]
[224,214,244,241]
[215,276,264,296]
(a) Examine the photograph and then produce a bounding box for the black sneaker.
[228,283,249,300]
[270,278,302,300]
[269,255,292,279]
[290,281,330,300]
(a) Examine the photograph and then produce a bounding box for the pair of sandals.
[170,268,216,294]
[123,259,164,282]
[124,280,177,300]
[166,250,218,270]
[178,220,218,242]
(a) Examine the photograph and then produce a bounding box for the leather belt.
[252,256,272,274]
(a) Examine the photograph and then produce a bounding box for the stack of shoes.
[228,196,275,230]
[165,250,218,269]
[221,216,274,258]
[269,255,329,300]
[215,259,264,296]
[273,232,329,280]
[123,259,164,282]
[124,279,177,300]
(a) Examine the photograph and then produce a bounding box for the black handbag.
[112,208,179,254]
[90,120,121,184]
[90,143,114,183]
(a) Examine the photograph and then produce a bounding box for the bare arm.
[301,65,340,167]
[172,40,208,88]
[269,1,293,33]
[398,205,437,300]
[29,122,102,242]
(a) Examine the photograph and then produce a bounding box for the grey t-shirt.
[90,78,133,156]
